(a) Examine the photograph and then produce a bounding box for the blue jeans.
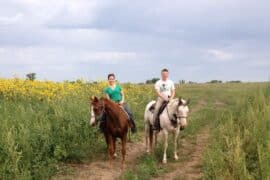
[123,103,134,120]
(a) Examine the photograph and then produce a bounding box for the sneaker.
[131,126,137,133]
[130,119,137,133]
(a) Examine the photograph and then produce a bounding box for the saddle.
[149,101,168,115]
[149,101,178,128]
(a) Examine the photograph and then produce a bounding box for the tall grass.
[203,85,270,179]
[0,83,154,179]
[0,96,104,179]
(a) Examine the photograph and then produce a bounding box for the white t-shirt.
[155,79,175,97]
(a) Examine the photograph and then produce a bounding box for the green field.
[0,82,269,179]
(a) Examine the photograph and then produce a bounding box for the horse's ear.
[90,96,94,101]
[186,99,190,105]
[90,96,99,102]
[178,97,183,106]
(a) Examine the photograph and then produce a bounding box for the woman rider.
[103,73,137,133]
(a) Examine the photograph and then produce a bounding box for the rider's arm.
[104,88,111,100]
[156,90,168,101]
[170,89,175,100]
[120,90,125,104]
[105,93,110,100]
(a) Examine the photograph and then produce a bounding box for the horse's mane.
[101,97,118,109]
[167,98,179,109]
[166,98,180,118]
[100,97,129,125]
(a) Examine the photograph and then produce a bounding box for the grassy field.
[0,79,269,179]
[203,84,270,179]
[120,82,270,180]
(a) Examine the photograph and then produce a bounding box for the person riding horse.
[101,73,137,133]
[152,68,176,131]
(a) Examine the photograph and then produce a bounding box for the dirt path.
[153,127,210,180]
[190,99,206,114]
[54,134,146,180]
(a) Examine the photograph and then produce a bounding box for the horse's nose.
[89,118,96,126]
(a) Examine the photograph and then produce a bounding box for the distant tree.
[26,73,36,81]
[179,80,186,84]
[187,81,197,84]
[208,80,222,83]
[146,78,159,84]
[227,80,241,83]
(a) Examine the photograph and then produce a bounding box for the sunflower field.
[0,78,154,179]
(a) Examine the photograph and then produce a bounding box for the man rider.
[152,68,175,131]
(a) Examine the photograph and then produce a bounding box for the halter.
[95,100,106,121]
[166,100,188,122]
[176,115,188,119]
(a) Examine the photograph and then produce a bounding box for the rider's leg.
[123,103,137,133]
[152,97,164,131]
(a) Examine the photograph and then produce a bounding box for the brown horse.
[90,96,131,169]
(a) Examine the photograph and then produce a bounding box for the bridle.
[94,100,106,121]
[176,115,188,119]
[166,101,188,122]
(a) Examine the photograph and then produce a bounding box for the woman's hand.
[119,101,124,106]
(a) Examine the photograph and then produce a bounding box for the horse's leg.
[149,125,154,152]
[108,135,114,167]
[121,135,127,170]
[163,130,168,164]
[173,128,180,160]
[104,134,110,159]
[113,137,117,158]
[145,122,150,153]
[153,130,158,149]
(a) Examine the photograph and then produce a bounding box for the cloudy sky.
[0,0,269,83]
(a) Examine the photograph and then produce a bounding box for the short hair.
[161,68,169,73]
[107,73,115,79]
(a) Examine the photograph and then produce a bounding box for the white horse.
[144,97,190,163]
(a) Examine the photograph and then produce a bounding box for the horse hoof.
[113,153,117,157]
[174,156,179,160]
[162,159,167,164]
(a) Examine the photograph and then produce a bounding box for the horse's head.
[176,97,190,129]
[89,96,105,126]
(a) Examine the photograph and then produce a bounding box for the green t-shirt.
[104,84,122,103]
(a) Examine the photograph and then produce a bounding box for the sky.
[0,0,269,83]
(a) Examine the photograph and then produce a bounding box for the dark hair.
[161,68,169,72]
[107,73,115,79]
